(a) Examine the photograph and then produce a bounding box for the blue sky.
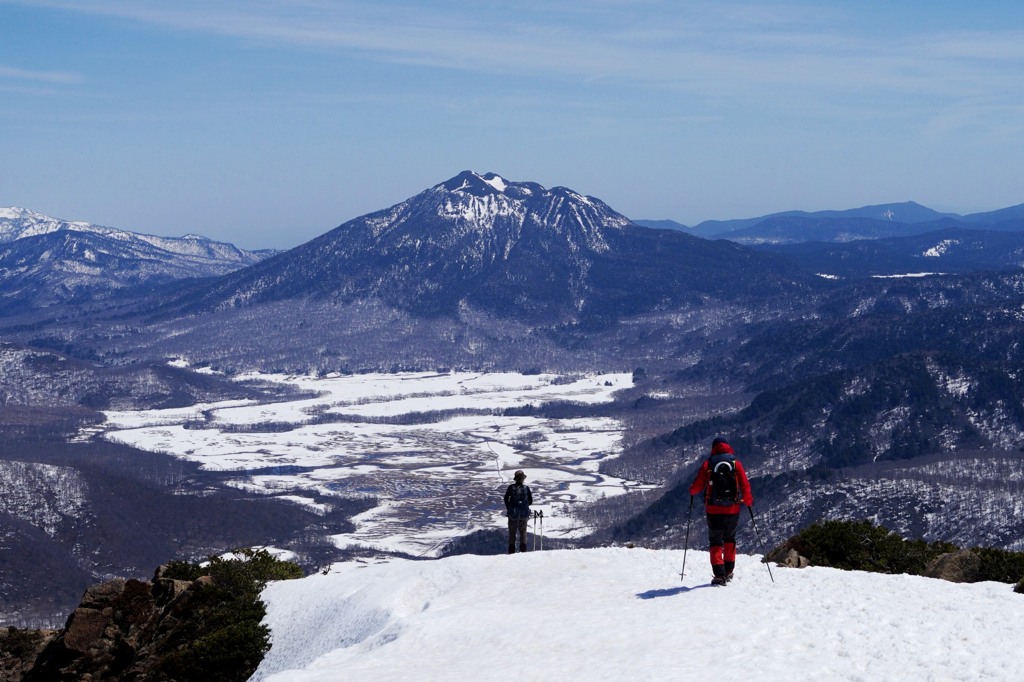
[2,1,1024,249]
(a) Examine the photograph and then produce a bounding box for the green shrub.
[790,519,1024,586]
[160,559,206,582]
[971,547,1024,584]
[791,519,953,575]
[156,548,303,682]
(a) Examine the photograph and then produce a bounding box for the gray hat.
[513,470,526,481]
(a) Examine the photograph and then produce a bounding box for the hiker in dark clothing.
[504,470,533,553]
[689,438,753,585]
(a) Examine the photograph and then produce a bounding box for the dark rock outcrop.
[771,548,811,569]
[1,567,244,681]
[923,549,983,583]
[764,539,811,569]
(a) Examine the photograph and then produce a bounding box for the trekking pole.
[680,495,694,581]
[747,506,775,583]
[539,510,543,551]
[532,511,537,551]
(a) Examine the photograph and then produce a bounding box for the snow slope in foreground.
[252,548,1022,681]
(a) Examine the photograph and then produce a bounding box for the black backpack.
[706,453,739,506]
[509,484,528,506]
[507,484,530,518]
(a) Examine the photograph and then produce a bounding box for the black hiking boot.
[710,575,727,586]
[724,572,734,584]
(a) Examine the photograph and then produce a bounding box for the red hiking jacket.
[688,442,753,514]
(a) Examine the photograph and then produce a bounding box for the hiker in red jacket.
[689,437,753,585]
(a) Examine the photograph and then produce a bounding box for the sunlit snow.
[922,239,958,257]
[482,174,507,192]
[251,548,1024,681]
[871,272,945,278]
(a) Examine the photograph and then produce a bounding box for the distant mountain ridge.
[760,228,1024,278]
[0,207,275,313]
[637,200,1024,244]
[0,207,271,260]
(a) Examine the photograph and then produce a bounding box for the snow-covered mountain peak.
[426,171,628,231]
[187,170,678,321]
[0,206,275,312]
[0,206,35,220]
[1,206,71,241]
[438,170,506,196]
[424,172,525,232]
[0,207,265,259]
[172,170,812,324]
[436,171,549,200]
[1,207,133,243]
[481,172,507,192]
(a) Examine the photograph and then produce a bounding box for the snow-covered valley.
[89,370,654,556]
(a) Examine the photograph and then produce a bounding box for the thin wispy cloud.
[0,63,81,85]
[8,0,1023,105]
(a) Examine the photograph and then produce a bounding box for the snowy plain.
[252,547,1024,682]
[92,369,653,555]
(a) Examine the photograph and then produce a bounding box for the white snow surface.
[923,239,959,257]
[252,547,1024,681]
[871,272,945,278]
[482,173,507,192]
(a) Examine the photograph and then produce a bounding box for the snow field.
[253,547,1024,681]
[94,370,650,555]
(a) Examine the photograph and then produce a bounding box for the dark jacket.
[688,441,753,514]
[504,483,533,520]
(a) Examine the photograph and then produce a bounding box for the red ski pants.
[707,512,739,574]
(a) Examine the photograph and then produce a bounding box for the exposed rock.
[61,607,110,654]
[0,563,254,682]
[764,538,811,568]
[774,548,811,569]
[924,549,983,583]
